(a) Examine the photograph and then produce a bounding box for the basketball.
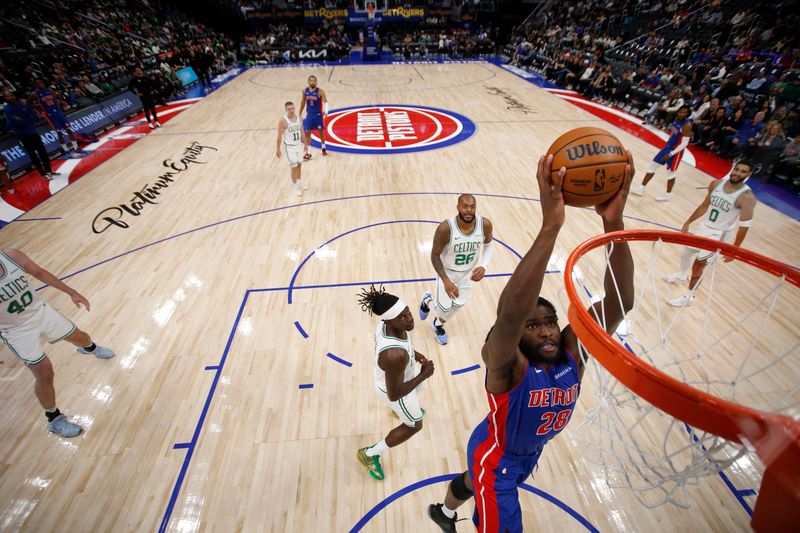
[548,127,628,207]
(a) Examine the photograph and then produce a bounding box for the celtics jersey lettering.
[0,252,42,328]
[705,178,750,231]
[282,115,302,146]
[374,321,417,393]
[441,215,484,272]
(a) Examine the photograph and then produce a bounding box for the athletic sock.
[366,439,389,457]
[60,143,68,152]
[45,408,62,422]
[71,140,78,150]
[83,342,97,352]
[442,505,456,519]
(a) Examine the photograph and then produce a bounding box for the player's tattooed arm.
[431,221,458,298]
[379,348,433,402]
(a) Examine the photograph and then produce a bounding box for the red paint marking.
[552,93,734,179]
[1,102,194,217]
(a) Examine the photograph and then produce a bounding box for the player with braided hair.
[356,285,435,480]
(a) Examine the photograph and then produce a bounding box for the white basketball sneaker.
[656,193,673,202]
[630,185,645,196]
[668,293,695,307]
[662,272,689,284]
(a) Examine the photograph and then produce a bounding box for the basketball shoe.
[433,319,448,345]
[357,447,385,480]
[77,344,115,359]
[662,272,689,284]
[427,503,461,532]
[668,293,695,307]
[419,291,432,320]
[47,414,82,438]
[322,147,327,156]
[656,193,673,202]
[303,153,312,160]
[630,185,645,196]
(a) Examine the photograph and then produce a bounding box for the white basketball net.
[558,237,800,509]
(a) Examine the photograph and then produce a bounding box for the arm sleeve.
[479,242,495,269]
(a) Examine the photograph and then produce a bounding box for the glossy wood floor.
[0,63,798,532]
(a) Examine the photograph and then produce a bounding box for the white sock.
[321,141,326,148]
[60,143,68,151]
[442,505,456,518]
[679,248,694,273]
[366,439,389,457]
[71,140,78,150]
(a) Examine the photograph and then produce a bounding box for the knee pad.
[450,471,473,501]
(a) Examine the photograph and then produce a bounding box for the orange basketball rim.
[564,229,800,532]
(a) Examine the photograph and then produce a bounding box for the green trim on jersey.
[0,251,23,281]
[399,397,423,421]
[450,215,480,238]
[381,323,409,342]
[377,344,407,355]
[48,322,77,344]
[0,330,45,365]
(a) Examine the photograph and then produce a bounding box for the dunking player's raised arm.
[481,155,566,393]
[562,150,636,378]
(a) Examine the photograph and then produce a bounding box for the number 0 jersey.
[440,215,484,272]
[0,251,42,328]
[704,177,751,231]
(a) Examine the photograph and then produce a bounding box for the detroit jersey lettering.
[304,88,321,115]
[479,353,581,456]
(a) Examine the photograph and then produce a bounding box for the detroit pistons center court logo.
[309,105,476,154]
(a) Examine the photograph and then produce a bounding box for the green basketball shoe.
[357,447,385,480]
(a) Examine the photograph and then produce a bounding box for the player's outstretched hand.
[471,266,486,282]
[420,359,435,379]
[595,149,635,223]
[536,154,565,229]
[71,291,91,311]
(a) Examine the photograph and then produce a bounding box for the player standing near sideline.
[276,101,309,196]
[663,159,756,307]
[299,75,328,159]
[630,105,692,202]
[31,79,84,156]
[418,194,494,345]
[0,249,115,438]
[427,152,636,533]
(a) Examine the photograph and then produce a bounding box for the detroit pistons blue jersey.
[472,352,581,458]
[33,87,61,115]
[664,117,690,151]
[304,87,321,115]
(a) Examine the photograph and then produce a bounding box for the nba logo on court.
[310,105,476,154]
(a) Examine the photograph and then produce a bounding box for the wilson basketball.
[548,127,628,207]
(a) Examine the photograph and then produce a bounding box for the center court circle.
[309,104,476,155]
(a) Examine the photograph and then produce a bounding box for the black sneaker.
[427,503,457,532]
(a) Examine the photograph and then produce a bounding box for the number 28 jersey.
[440,215,484,272]
[0,252,42,328]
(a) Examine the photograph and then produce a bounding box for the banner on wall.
[302,7,426,24]
[0,91,142,174]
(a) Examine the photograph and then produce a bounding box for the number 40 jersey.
[0,252,42,328]
[440,214,485,272]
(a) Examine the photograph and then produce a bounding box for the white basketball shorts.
[0,300,76,365]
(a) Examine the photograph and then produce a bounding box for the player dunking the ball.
[630,105,691,202]
[275,101,308,196]
[356,286,435,481]
[428,152,636,532]
[418,194,494,345]
[299,75,328,159]
[663,159,756,307]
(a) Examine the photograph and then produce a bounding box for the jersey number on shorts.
[6,291,33,314]
[709,208,719,222]
[536,409,572,435]
[454,252,475,266]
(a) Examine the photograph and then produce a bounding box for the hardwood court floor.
[0,63,798,532]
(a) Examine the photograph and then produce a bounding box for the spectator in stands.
[771,134,800,186]
[0,153,14,195]
[129,67,160,129]
[708,108,745,151]
[720,111,766,158]
[743,121,786,178]
[611,70,633,106]
[693,100,723,146]
[651,88,684,127]
[3,89,58,179]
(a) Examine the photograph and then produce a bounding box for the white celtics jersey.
[440,215,484,272]
[704,178,751,231]
[282,115,302,147]
[374,321,417,393]
[0,251,42,328]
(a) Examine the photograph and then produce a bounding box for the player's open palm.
[596,150,635,223]
[537,154,566,228]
